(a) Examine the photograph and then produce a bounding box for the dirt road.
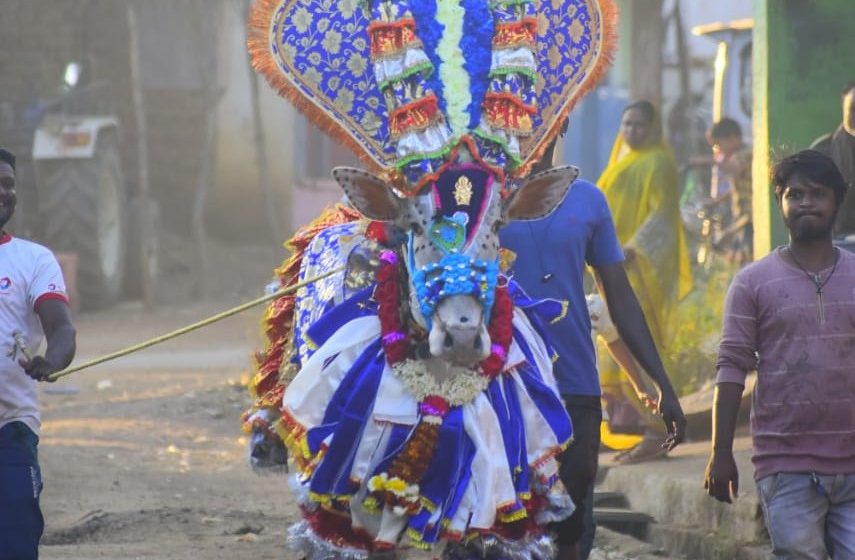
[37,294,302,559]
[34,242,668,560]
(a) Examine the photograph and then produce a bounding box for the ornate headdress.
[248,0,616,196]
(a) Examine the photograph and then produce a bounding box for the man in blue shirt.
[500,132,686,560]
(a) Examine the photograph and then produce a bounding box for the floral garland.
[392,359,489,407]
[368,249,513,517]
[375,250,411,364]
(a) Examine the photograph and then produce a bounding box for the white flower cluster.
[393,359,489,407]
[367,472,420,514]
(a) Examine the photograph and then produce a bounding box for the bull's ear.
[503,165,579,221]
[332,167,401,221]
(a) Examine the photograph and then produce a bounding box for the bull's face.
[333,163,577,367]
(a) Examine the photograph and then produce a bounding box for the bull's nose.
[444,332,454,348]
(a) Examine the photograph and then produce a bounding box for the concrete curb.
[597,438,772,558]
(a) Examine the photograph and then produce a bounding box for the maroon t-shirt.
[717,247,855,480]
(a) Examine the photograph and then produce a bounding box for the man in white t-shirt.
[0,147,76,560]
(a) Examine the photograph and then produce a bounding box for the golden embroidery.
[454,175,474,206]
[569,19,585,43]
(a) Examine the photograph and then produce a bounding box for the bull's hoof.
[249,429,289,472]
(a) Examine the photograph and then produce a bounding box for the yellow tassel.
[405,528,433,549]
[498,506,528,523]
[309,491,332,505]
[420,496,438,513]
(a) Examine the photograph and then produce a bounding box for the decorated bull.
[242,0,616,557]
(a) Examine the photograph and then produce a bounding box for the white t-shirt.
[0,233,68,435]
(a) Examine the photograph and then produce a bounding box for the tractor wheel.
[39,135,127,309]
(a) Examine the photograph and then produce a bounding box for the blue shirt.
[500,179,623,396]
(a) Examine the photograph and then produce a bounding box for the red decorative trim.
[302,505,375,551]
[389,96,441,139]
[482,92,536,136]
[489,494,543,541]
[484,92,537,115]
[403,492,549,545]
[255,382,286,410]
[401,135,508,197]
[279,407,307,440]
[0,232,11,245]
[368,19,421,60]
[34,292,69,311]
[514,0,619,178]
[279,407,316,473]
[493,18,537,49]
[373,540,397,551]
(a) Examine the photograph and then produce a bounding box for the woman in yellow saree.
[596,100,692,462]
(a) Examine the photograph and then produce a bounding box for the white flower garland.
[436,0,471,139]
[392,359,489,407]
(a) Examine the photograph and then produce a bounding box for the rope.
[47,265,347,382]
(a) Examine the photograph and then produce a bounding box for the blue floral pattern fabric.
[263,0,610,179]
[293,221,363,365]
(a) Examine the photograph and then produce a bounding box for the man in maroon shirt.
[704,150,855,558]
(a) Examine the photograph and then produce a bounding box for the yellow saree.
[596,129,692,441]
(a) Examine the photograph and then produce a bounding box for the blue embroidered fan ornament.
[248,0,616,195]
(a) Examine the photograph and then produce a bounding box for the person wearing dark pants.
[556,396,602,558]
[0,422,44,558]
[501,132,686,560]
[0,147,77,560]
